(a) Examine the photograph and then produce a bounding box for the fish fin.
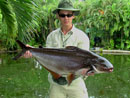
[39,45,43,48]
[76,68,90,76]
[13,40,32,60]
[41,65,61,79]
[67,73,75,85]
[16,40,28,49]
[48,70,61,79]
[13,50,26,60]
[66,46,97,58]
[65,46,79,50]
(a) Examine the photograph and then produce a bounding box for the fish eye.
[98,59,104,63]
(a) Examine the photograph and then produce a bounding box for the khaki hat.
[53,0,80,16]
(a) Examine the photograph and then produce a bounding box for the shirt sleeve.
[77,32,90,51]
[46,33,53,48]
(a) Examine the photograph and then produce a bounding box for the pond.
[0,52,130,98]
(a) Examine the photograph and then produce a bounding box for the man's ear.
[72,15,75,19]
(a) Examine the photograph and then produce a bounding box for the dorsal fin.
[66,46,97,58]
[39,45,43,48]
[65,46,79,50]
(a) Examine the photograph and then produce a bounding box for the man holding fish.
[19,0,113,98]
[46,0,90,98]
[23,0,90,97]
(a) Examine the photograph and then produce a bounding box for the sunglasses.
[59,14,73,18]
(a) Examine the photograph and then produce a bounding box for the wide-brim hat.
[53,0,80,16]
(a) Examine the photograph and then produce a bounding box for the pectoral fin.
[42,65,61,79]
[67,73,75,85]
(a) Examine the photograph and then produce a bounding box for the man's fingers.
[81,69,89,76]
[87,72,95,76]
[23,50,32,58]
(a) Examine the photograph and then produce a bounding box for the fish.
[13,40,113,85]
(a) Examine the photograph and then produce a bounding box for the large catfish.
[13,40,113,84]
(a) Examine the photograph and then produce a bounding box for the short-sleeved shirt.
[46,25,90,50]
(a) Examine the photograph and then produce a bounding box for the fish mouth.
[92,65,113,73]
[102,67,113,72]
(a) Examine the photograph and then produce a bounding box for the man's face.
[58,10,75,27]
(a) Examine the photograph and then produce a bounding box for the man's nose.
[64,16,68,19]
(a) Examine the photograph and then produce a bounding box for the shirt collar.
[59,25,76,35]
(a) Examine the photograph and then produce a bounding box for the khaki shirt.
[46,26,90,50]
[46,26,90,85]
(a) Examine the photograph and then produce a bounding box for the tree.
[0,0,43,50]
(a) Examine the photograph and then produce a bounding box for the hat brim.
[53,8,80,16]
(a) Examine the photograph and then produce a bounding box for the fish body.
[14,40,113,84]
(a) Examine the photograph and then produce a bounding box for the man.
[46,0,90,98]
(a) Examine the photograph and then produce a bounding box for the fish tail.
[13,40,31,60]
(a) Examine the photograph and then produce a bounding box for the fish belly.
[32,52,80,75]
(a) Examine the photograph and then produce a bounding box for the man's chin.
[64,23,71,26]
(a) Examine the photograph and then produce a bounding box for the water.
[86,54,130,98]
[0,53,130,98]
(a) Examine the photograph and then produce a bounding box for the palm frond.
[0,0,17,37]
[10,0,41,42]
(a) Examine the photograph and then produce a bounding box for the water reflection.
[87,54,130,98]
[0,58,2,64]
[0,53,130,98]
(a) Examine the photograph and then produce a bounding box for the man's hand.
[23,45,32,58]
[87,72,95,76]
[81,68,95,76]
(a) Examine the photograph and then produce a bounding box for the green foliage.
[0,0,43,50]
[75,0,130,50]
[37,0,59,46]
[0,0,17,49]
[0,0,60,50]
[1,0,130,50]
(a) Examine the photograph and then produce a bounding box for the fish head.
[86,52,113,74]
[92,56,113,73]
